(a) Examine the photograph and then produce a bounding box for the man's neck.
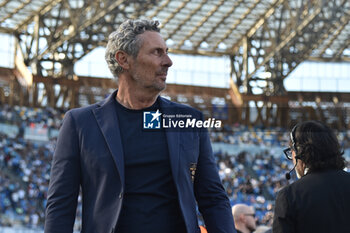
[116,85,159,110]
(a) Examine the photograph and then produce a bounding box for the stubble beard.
[131,70,166,92]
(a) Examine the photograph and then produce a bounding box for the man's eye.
[153,49,163,55]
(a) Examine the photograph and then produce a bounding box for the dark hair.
[292,120,345,172]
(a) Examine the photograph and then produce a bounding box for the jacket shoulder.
[65,103,99,118]
[159,96,202,115]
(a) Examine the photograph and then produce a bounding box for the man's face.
[128,31,173,93]
[244,211,257,232]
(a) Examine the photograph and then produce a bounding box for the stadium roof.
[0,0,349,95]
[0,0,349,58]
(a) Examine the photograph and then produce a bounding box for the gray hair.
[105,19,160,78]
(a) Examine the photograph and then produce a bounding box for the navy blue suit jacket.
[45,90,235,233]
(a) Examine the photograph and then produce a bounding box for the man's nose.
[163,54,173,67]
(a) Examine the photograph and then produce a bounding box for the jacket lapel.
[92,94,180,186]
[160,97,180,184]
[93,90,125,186]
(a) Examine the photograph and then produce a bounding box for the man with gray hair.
[45,19,235,233]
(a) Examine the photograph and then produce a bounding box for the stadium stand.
[1,105,349,230]
[0,1,350,231]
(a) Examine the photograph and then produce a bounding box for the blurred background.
[0,0,350,232]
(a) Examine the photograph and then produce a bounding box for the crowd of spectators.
[0,105,349,230]
[0,105,64,127]
[211,124,350,227]
[215,150,292,227]
[211,123,350,151]
[210,124,289,147]
[0,133,54,228]
[0,104,64,138]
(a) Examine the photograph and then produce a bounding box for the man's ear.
[239,214,246,223]
[115,50,131,70]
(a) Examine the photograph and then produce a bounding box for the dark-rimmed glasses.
[244,213,256,218]
[283,147,293,160]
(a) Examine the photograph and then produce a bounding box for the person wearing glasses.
[273,120,350,233]
[232,204,257,233]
